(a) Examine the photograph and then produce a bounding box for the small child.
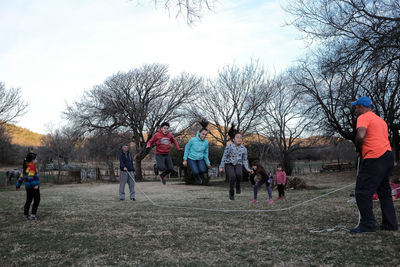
[274,164,287,200]
[16,152,40,220]
[249,161,274,204]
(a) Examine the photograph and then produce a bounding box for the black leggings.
[277,184,285,197]
[24,188,40,215]
[225,164,243,195]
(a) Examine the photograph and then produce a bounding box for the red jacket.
[146,129,180,154]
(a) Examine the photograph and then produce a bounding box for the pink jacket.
[275,170,287,185]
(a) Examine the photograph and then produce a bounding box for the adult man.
[119,144,135,201]
[351,96,398,233]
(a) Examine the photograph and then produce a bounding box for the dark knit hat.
[25,152,37,162]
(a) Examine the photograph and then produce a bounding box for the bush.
[286,176,308,189]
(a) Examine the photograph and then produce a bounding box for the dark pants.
[187,159,207,181]
[277,184,285,197]
[355,151,398,231]
[253,180,269,200]
[156,154,174,178]
[225,164,242,196]
[24,188,40,215]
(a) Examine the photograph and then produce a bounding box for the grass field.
[1,171,399,266]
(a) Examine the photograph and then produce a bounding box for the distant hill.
[4,123,43,147]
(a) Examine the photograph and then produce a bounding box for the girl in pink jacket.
[274,164,287,200]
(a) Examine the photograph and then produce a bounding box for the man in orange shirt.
[351,96,398,233]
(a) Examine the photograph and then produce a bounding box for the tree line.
[1,0,399,179]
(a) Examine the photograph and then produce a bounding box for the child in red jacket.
[274,164,287,200]
[146,122,180,184]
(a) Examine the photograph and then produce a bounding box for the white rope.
[309,157,361,233]
[127,172,356,213]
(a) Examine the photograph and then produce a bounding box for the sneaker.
[229,194,234,200]
[160,175,167,185]
[236,188,241,194]
[30,214,38,221]
[154,164,159,175]
[250,199,257,204]
[120,199,124,201]
[23,214,30,220]
[268,199,274,204]
[194,176,203,185]
[130,198,136,201]
[350,226,375,234]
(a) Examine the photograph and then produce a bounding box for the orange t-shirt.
[356,111,391,159]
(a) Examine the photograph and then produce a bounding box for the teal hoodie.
[183,132,210,165]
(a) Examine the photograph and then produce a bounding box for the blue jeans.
[187,159,207,180]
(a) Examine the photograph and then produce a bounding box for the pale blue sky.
[0,0,306,134]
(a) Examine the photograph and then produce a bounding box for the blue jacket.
[183,132,210,165]
[119,152,135,171]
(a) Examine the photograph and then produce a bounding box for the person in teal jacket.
[183,120,211,184]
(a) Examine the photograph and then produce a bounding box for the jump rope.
[125,158,362,233]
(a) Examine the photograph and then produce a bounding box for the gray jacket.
[219,143,249,170]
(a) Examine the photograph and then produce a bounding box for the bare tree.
[66,63,202,180]
[190,60,271,148]
[83,129,131,182]
[0,82,28,125]
[290,57,363,141]
[286,0,400,159]
[259,74,316,175]
[40,127,82,183]
[152,0,216,24]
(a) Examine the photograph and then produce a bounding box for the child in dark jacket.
[249,161,274,204]
[16,152,40,220]
[146,122,180,184]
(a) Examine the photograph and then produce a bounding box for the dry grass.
[1,171,399,266]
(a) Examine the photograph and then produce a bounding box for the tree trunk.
[57,159,62,184]
[135,158,143,181]
[283,153,293,176]
[106,159,116,182]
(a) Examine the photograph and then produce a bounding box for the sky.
[0,0,307,134]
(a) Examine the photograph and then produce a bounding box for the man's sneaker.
[250,199,257,204]
[30,214,38,221]
[130,198,136,201]
[229,193,234,200]
[236,188,241,194]
[120,199,124,201]
[268,199,274,204]
[23,214,30,220]
[160,175,167,185]
[350,226,375,234]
